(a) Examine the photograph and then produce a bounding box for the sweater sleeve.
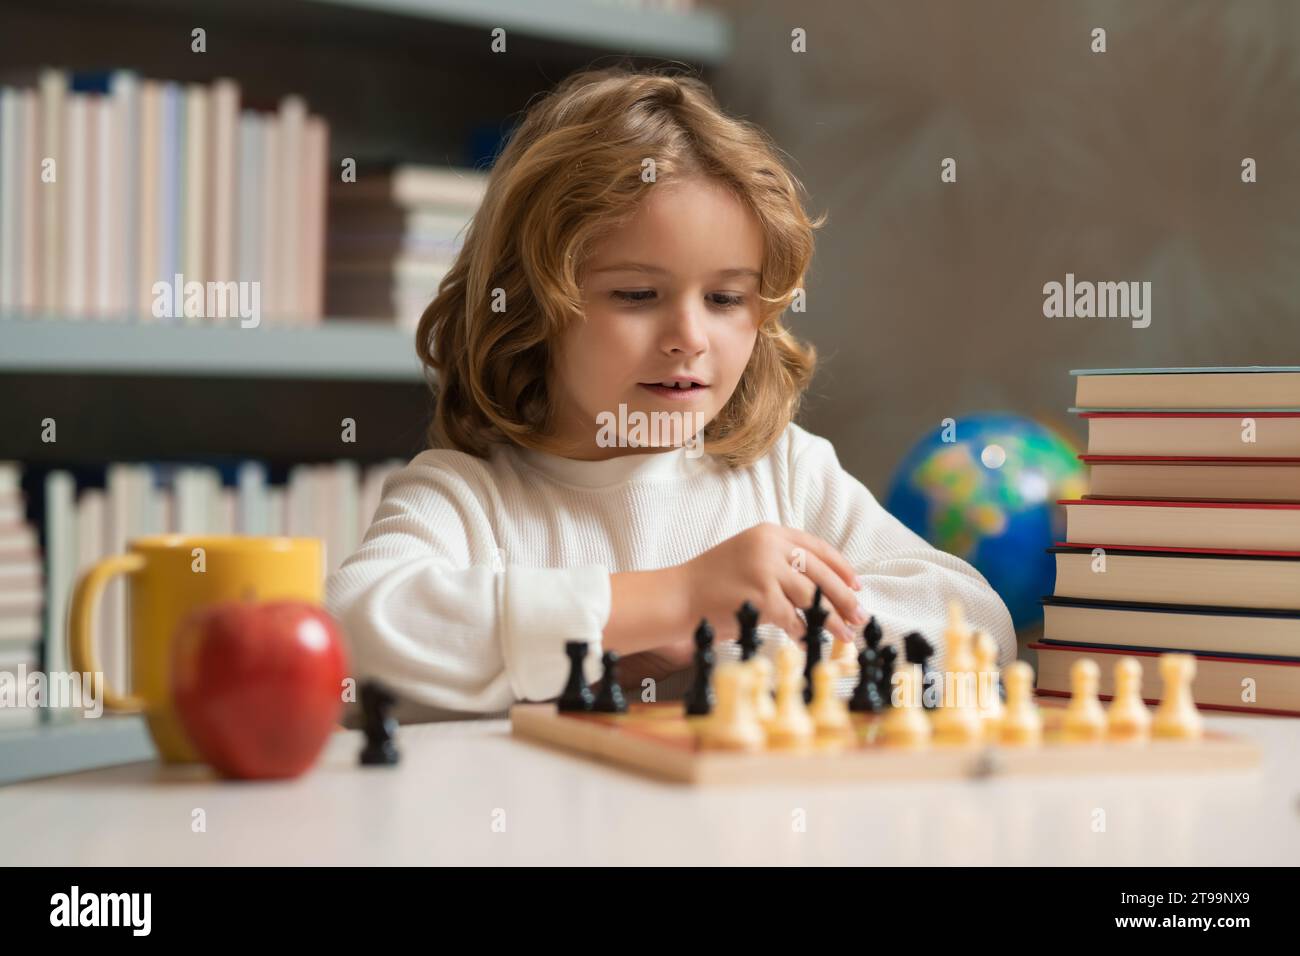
[788,428,1017,668]
[324,453,610,714]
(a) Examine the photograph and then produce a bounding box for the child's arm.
[325,454,612,714]
[789,428,1018,667]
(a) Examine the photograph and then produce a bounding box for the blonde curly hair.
[415,65,823,467]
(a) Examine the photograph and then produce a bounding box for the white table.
[3,712,1297,865]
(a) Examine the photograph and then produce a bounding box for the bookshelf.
[304,0,732,63]
[2,0,730,783]
[0,316,425,383]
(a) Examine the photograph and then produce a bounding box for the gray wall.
[712,0,1300,493]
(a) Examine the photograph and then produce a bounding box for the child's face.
[556,176,764,458]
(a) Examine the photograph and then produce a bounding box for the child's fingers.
[786,553,863,639]
[782,527,860,591]
[761,584,805,641]
[779,562,857,643]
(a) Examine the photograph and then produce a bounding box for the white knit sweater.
[325,422,1016,715]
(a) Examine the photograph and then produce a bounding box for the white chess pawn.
[700,663,765,752]
[1153,653,1203,740]
[748,654,776,723]
[881,662,931,749]
[809,660,853,745]
[1106,656,1152,742]
[997,661,1042,747]
[831,635,859,679]
[973,630,1004,736]
[766,643,814,750]
[1062,658,1107,743]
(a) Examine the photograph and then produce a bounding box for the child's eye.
[612,290,656,303]
[710,293,745,309]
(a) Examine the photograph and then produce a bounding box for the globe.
[884,413,1087,630]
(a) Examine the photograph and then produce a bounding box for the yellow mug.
[69,535,324,763]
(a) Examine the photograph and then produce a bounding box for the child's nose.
[660,301,710,355]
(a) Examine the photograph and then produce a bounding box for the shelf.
[0,316,426,384]
[305,0,733,63]
[0,715,155,786]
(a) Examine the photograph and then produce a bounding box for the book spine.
[38,70,66,313]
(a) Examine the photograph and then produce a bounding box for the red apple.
[172,599,349,780]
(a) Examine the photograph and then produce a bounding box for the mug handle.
[69,553,148,713]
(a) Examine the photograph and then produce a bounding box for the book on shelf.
[0,462,45,730]
[0,69,329,325]
[27,457,405,723]
[325,164,487,329]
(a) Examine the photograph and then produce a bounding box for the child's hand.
[676,523,863,644]
[616,640,696,691]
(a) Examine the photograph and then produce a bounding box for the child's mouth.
[639,382,709,400]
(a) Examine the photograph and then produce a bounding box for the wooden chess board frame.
[509,702,1261,785]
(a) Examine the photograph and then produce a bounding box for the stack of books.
[39,457,405,721]
[1034,367,1300,716]
[0,69,328,325]
[325,164,487,330]
[0,464,45,729]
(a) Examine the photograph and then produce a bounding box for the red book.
[1032,642,1300,717]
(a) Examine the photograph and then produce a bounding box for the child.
[325,67,1015,716]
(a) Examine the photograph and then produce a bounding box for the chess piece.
[944,600,976,675]
[809,660,852,745]
[684,619,716,717]
[1106,656,1151,742]
[1062,658,1107,743]
[881,660,931,749]
[593,651,628,713]
[700,662,765,751]
[1153,653,1203,740]
[802,587,828,704]
[997,661,1042,747]
[903,631,938,711]
[748,653,776,723]
[973,629,1003,736]
[766,643,814,750]
[359,681,400,766]
[876,644,897,710]
[557,641,595,712]
[849,617,886,713]
[933,603,982,745]
[831,627,859,679]
[736,601,761,660]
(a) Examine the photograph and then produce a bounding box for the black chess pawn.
[593,651,628,713]
[903,631,938,710]
[802,587,828,704]
[684,618,715,717]
[359,680,400,766]
[558,641,596,712]
[736,601,761,661]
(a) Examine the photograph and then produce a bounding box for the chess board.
[509,701,1261,785]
